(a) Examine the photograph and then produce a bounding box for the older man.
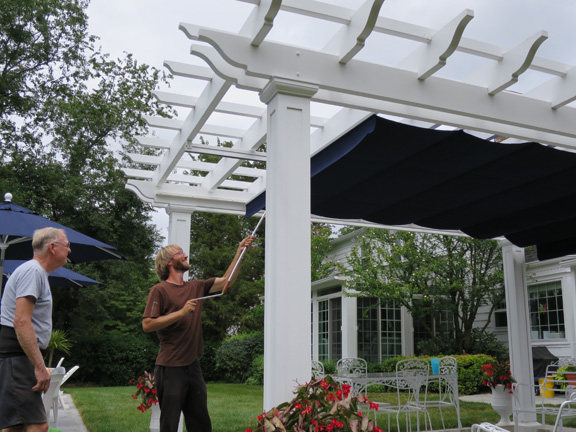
[0,227,71,432]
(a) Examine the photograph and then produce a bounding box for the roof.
[122,1,576,256]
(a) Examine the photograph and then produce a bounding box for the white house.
[312,229,576,363]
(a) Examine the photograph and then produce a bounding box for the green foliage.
[341,229,504,354]
[199,340,221,383]
[248,376,382,432]
[0,0,171,347]
[66,332,158,386]
[188,212,265,343]
[46,329,73,367]
[215,331,264,383]
[246,354,264,385]
[311,223,336,281]
[368,354,497,395]
[0,0,92,120]
[321,359,338,375]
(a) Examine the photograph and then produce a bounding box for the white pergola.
[123,0,576,420]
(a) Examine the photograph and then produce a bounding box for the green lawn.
[66,384,576,432]
[67,384,263,432]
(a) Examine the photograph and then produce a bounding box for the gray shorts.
[0,355,47,429]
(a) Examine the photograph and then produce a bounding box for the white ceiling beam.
[163,60,214,80]
[152,74,232,184]
[136,136,171,149]
[482,31,549,95]
[127,153,265,178]
[398,9,474,80]
[525,66,576,109]
[237,0,570,76]
[239,0,281,46]
[185,143,267,162]
[322,0,385,64]
[186,28,576,142]
[203,111,268,191]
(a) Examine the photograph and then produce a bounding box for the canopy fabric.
[3,260,101,288]
[0,200,123,263]
[247,115,576,261]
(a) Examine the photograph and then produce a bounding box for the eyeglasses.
[53,241,71,249]
[173,250,185,257]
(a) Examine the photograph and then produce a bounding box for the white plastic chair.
[51,365,80,426]
[42,367,65,427]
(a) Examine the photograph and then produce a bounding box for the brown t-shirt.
[143,278,216,367]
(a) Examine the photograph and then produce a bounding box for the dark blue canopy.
[246,115,576,261]
[3,260,101,288]
[0,198,123,263]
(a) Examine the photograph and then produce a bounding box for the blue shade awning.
[3,260,101,288]
[246,115,576,261]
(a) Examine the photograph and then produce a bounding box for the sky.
[86,0,576,242]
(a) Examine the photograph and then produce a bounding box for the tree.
[0,0,92,129]
[0,0,173,340]
[341,229,505,354]
[311,222,336,282]
[188,212,266,342]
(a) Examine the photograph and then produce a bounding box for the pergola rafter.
[123,0,576,415]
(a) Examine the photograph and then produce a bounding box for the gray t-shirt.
[0,260,52,349]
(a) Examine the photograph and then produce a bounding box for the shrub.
[215,331,264,383]
[67,331,158,386]
[200,339,221,382]
[371,354,497,395]
[246,354,264,385]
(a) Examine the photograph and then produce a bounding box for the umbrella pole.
[0,239,6,299]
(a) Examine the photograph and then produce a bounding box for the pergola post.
[501,242,538,425]
[167,207,192,281]
[260,78,318,410]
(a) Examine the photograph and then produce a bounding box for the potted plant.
[481,361,516,426]
[246,376,383,432]
[555,365,576,389]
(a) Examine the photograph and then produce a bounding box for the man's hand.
[181,299,197,316]
[32,364,51,393]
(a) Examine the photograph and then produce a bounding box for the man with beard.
[142,237,254,432]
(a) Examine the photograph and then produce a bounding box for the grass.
[66,384,576,432]
[67,383,263,432]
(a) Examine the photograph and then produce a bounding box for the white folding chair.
[42,367,65,427]
[51,365,80,426]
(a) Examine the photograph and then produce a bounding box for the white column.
[260,78,318,410]
[501,241,537,425]
[167,207,192,281]
[341,294,358,358]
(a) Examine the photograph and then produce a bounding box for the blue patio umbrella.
[0,193,123,297]
[3,260,102,288]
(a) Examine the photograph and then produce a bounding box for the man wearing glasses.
[0,227,71,432]
[143,236,254,432]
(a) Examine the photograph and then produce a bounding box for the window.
[529,281,564,340]
[317,297,342,361]
[357,298,402,362]
[413,306,453,354]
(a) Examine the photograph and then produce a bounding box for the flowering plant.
[481,361,515,392]
[130,371,158,412]
[246,376,383,432]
